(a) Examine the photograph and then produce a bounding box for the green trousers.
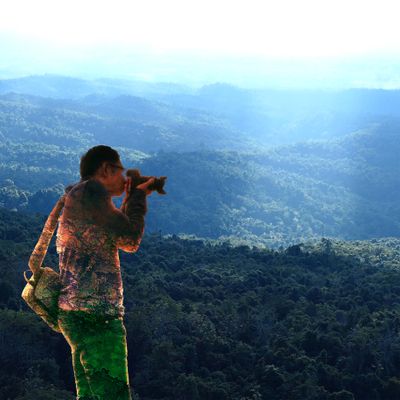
[58,309,132,400]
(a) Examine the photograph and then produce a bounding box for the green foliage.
[2,207,400,399]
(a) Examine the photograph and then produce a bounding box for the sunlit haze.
[1,0,400,87]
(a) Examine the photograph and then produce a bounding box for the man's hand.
[136,177,155,195]
[123,177,155,197]
[120,177,154,212]
[124,177,132,197]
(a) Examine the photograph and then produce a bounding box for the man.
[56,145,154,400]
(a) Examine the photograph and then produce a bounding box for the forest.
[1,207,400,399]
[0,76,399,399]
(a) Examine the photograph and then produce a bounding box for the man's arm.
[83,180,147,253]
[117,187,147,252]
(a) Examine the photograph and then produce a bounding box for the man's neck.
[91,177,113,197]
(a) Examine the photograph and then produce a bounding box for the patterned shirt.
[56,178,147,317]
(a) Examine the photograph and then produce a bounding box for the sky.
[1,0,400,87]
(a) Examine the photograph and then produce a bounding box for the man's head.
[80,145,126,197]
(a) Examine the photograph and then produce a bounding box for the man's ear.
[98,162,109,178]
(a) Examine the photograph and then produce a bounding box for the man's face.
[103,160,127,197]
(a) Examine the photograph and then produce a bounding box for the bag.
[21,195,65,333]
[22,267,62,333]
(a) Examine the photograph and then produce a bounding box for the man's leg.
[58,310,96,399]
[72,347,95,399]
[79,317,132,400]
[58,310,132,400]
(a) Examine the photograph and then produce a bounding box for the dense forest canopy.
[1,207,400,400]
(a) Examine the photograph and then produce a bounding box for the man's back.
[56,178,147,317]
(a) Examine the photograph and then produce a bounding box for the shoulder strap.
[28,195,66,276]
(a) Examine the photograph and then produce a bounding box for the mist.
[1,0,400,89]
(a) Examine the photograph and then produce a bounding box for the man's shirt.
[56,178,147,317]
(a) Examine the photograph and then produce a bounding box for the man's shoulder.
[67,179,109,202]
[84,179,108,197]
[58,179,114,242]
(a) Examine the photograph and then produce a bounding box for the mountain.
[0,120,398,247]
[1,76,399,399]
[0,74,193,99]
[3,76,400,146]
[161,85,400,145]
[0,92,257,153]
[0,80,399,246]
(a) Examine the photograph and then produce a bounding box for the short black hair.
[80,145,120,180]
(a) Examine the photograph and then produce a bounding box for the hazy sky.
[1,0,400,86]
[1,0,399,57]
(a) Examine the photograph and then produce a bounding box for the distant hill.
[162,84,400,144]
[0,74,194,99]
[0,79,399,246]
[0,92,256,152]
[3,75,400,145]
[0,119,398,247]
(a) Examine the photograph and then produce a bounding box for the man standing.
[56,145,154,400]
